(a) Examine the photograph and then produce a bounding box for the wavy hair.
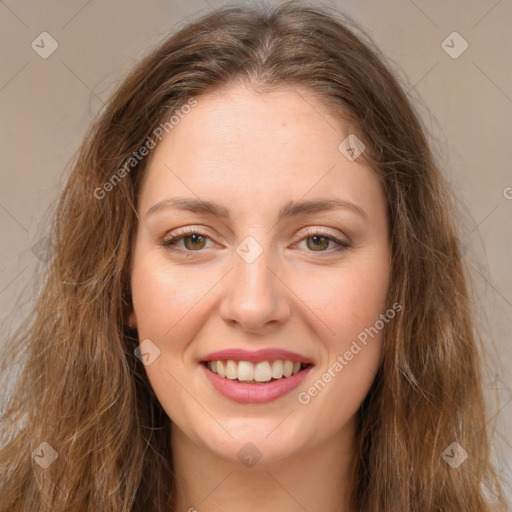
[0,1,508,510]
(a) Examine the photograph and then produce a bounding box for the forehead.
[163,83,350,159]
[138,84,383,217]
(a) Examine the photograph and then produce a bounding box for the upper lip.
[201,348,314,365]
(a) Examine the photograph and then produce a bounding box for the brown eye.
[306,235,330,251]
[296,230,350,254]
[183,233,207,250]
[161,230,213,253]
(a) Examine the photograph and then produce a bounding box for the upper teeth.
[206,359,303,382]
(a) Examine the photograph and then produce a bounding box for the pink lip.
[201,363,314,403]
[201,348,314,364]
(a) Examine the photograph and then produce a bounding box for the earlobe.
[128,310,137,328]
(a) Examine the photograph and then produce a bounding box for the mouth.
[201,359,314,384]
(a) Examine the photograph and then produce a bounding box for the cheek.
[130,256,212,339]
[297,265,389,428]
[295,253,390,346]
[129,258,207,412]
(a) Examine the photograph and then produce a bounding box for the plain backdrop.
[0,0,511,501]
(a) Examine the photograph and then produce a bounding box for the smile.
[201,356,314,403]
[202,359,311,383]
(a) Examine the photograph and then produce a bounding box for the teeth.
[283,360,294,377]
[237,361,254,381]
[206,359,306,382]
[254,361,272,382]
[225,360,238,380]
[216,360,226,378]
[271,360,284,379]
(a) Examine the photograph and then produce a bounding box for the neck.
[171,418,357,512]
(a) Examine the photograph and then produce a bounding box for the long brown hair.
[0,1,508,510]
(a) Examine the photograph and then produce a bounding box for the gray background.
[0,0,510,501]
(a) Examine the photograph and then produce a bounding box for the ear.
[128,310,137,328]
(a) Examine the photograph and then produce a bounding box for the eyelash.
[159,227,350,257]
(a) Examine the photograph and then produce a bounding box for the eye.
[295,229,350,253]
[160,227,350,256]
[160,228,213,253]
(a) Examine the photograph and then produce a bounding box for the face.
[129,84,391,465]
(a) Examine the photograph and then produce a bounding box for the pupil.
[309,235,328,251]
[184,235,329,251]
[185,234,204,250]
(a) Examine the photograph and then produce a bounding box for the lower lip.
[201,363,314,403]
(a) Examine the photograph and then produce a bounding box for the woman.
[0,1,508,510]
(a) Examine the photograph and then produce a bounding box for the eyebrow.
[146,197,368,222]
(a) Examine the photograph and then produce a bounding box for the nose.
[219,245,292,333]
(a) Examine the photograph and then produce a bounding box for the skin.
[128,83,391,512]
